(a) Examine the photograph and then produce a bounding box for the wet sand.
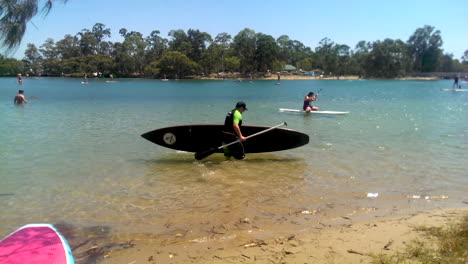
[89,207,467,264]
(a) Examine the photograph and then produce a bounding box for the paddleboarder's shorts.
[222,133,245,160]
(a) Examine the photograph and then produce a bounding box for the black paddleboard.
[141,125,309,153]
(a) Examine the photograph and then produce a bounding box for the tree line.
[1,23,467,78]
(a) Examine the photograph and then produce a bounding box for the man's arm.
[233,123,246,141]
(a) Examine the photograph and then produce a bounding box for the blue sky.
[7,0,468,60]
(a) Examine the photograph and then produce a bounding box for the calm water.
[1,77,467,249]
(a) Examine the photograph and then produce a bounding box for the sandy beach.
[92,207,467,264]
[193,73,439,81]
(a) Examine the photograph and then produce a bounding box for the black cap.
[236,101,248,110]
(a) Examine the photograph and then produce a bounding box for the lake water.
[1,77,467,257]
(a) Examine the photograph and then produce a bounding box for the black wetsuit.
[222,109,245,159]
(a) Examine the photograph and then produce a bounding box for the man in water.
[222,101,247,159]
[303,92,319,112]
[14,90,28,104]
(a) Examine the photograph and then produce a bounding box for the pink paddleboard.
[0,224,74,264]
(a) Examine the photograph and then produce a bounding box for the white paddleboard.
[279,108,349,115]
[442,88,468,92]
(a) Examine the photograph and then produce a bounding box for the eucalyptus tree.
[276,35,311,67]
[407,25,443,72]
[439,53,455,72]
[55,34,80,59]
[39,38,61,75]
[0,0,67,49]
[335,44,351,76]
[113,28,148,76]
[232,28,257,73]
[353,40,371,76]
[23,43,42,74]
[187,29,212,62]
[462,50,468,65]
[276,35,293,64]
[145,30,168,63]
[39,38,57,59]
[186,29,212,74]
[315,38,339,75]
[91,23,111,54]
[365,39,410,78]
[214,32,231,72]
[168,29,191,55]
[77,23,111,56]
[290,40,311,66]
[255,33,278,73]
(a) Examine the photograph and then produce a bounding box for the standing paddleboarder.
[453,76,459,89]
[222,101,248,159]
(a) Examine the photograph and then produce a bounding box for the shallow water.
[1,77,467,251]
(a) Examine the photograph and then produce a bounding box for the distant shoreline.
[191,74,440,81]
[0,75,443,81]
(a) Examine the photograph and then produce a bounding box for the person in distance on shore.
[303,92,319,112]
[14,90,28,104]
[222,101,247,160]
[17,73,23,85]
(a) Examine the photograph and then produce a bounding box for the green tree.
[255,33,278,73]
[214,32,231,72]
[277,35,293,64]
[232,28,257,73]
[55,34,80,59]
[365,39,410,78]
[296,58,314,71]
[407,25,443,72]
[23,43,42,75]
[461,50,468,65]
[187,29,212,62]
[223,56,240,72]
[315,38,338,75]
[0,55,23,76]
[0,0,67,49]
[276,35,311,67]
[335,44,351,76]
[353,40,371,77]
[113,28,148,76]
[151,51,199,78]
[145,30,168,63]
[167,29,191,55]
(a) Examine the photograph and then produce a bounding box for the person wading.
[222,101,248,159]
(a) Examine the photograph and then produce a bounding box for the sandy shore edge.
[96,207,467,264]
[191,75,439,81]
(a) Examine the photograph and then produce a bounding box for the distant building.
[283,65,296,71]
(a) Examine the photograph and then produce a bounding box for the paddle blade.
[194,147,217,160]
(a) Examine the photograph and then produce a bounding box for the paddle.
[194,122,287,160]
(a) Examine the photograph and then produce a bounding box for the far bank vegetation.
[1,24,467,79]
